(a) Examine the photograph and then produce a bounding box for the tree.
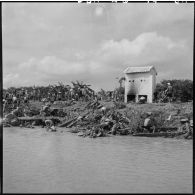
[154,79,193,102]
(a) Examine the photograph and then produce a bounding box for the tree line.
[3,79,193,103]
[154,79,193,102]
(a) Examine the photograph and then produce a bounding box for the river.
[3,127,193,193]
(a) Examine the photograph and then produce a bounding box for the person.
[165,83,173,102]
[45,119,56,131]
[189,119,193,134]
[89,127,97,138]
[178,118,189,133]
[142,112,155,133]
[100,116,113,132]
[182,119,193,139]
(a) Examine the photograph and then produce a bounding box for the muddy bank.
[3,100,193,139]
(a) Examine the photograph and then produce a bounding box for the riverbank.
[3,100,193,139]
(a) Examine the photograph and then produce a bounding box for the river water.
[3,127,193,193]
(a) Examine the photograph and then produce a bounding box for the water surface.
[3,127,192,193]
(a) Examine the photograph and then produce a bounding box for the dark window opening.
[127,95,136,102]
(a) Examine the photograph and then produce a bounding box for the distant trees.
[3,79,193,103]
[155,79,193,102]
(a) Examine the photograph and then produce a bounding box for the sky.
[2,2,194,91]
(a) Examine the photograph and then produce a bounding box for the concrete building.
[124,66,157,103]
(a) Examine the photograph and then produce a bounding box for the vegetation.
[155,79,193,102]
[4,79,193,103]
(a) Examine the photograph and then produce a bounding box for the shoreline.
[3,126,193,142]
[3,100,193,140]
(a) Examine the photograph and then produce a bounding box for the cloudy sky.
[2,3,194,91]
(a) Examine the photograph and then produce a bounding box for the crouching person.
[45,119,56,132]
[142,112,156,133]
[183,119,193,139]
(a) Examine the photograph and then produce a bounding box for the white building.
[124,66,157,103]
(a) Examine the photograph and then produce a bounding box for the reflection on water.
[3,127,192,193]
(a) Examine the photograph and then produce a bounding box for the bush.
[113,101,126,109]
[124,108,144,133]
[155,79,193,102]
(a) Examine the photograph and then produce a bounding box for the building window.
[132,80,134,82]
[141,79,142,82]
[129,80,131,82]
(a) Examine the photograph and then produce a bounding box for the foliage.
[123,108,144,133]
[113,101,126,109]
[155,79,193,102]
[115,86,125,94]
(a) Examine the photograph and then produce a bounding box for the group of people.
[141,111,193,138]
[73,106,157,137]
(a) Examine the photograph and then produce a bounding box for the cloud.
[3,73,19,87]
[100,32,185,56]
[96,32,187,74]
[2,4,193,90]
[3,31,191,90]
[19,56,88,75]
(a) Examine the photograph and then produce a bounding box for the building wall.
[124,71,156,103]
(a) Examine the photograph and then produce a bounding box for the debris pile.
[2,81,193,140]
[63,108,132,138]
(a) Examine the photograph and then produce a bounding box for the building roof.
[123,66,157,75]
